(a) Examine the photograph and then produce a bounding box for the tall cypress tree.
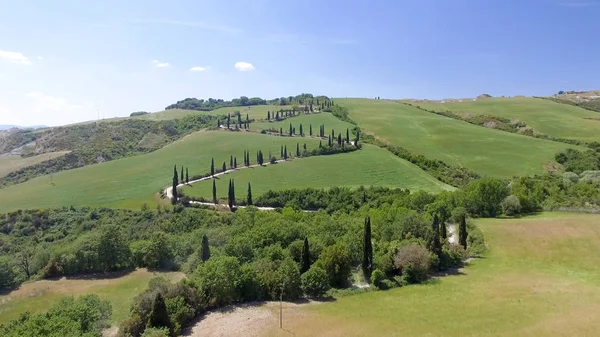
[247,182,253,205]
[328,135,332,147]
[299,124,303,136]
[337,133,342,146]
[180,166,184,182]
[355,130,360,147]
[228,179,233,209]
[185,167,189,184]
[234,157,237,169]
[284,145,288,159]
[459,214,468,249]
[222,162,226,172]
[217,118,221,127]
[231,179,236,206]
[212,179,217,204]
[319,140,322,148]
[362,216,373,279]
[227,113,231,129]
[172,165,179,204]
[431,214,442,259]
[211,158,215,177]
[230,155,233,169]
[296,143,300,157]
[280,145,284,158]
[346,129,350,144]
[279,127,283,136]
[147,293,171,331]
[201,234,211,261]
[267,111,271,120]
[440,215,447,240]
[309,124,313,136]
[301,237,310,273]
[289,123,293,136]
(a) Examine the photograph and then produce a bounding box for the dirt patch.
[483,120,498,129]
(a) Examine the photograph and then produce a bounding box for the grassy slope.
[252,113,355,136]
[134,105,281,121]
[412,97,600,141]
[0,151,69,178]
[0,269,183,325]
[339,98,579,178]
[264,213,600,336]
[0,131,322,212]
[182,144,454,200]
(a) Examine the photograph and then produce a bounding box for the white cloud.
[189,66,208,72]
[0,50,31,65]
[234,61,255,72]
[37,56,43,60]
[152,60,171,68]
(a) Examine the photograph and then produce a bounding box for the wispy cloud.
[556,0,598,7]
[0,50,31,65]
[189,66,208,72]
[235,62,255,72]
[152,60,171,68]
[126,19,242,34]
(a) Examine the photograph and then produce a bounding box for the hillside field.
[181,144,454,200]
[412,97,600,141]
[252,113,355,137]
[0,269,183,325]
[338,98,580,178]
[0,131,322,212]
[0,151,69,178]
[134,105,282,121]
[197,213,600,337]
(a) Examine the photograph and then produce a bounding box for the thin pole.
[280,281,285,329]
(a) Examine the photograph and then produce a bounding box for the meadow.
[0,151,69,178]
[251,113,356,136]
[0,131,322,212]
[338,98,580,178]
[181,144,454,200]
[250,213,600,336]
[0,269,183,325]
[413,97,600,141]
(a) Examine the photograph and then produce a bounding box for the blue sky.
[0,0,599,126]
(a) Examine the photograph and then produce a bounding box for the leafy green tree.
[301,237,310,273]
[317,243,351,288]
[301,265,330,298]
[212,179,217,204]
[147,293,171,332]
[192,256,242,307]
[319,140,322,148]
[459,214,468,249]
[247,183,253,205]
[201,235,211,262]
[0,257,16,290]
[217,118,220,127]
[362,216,373,279]
[210,158,215,177]
[463,177,508,217]
[98,225,131,272]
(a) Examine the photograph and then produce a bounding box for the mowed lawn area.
[0,269,183,325]
[0,131,321,212]
[338,98,579,178]
[0,151,69,178]
[134,105,281,121]
[181,144,454,200]
[259,213,600,336]
[413,97,600,142]
[252,113,356,137]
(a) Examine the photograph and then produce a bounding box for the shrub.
[501,195,522,216]
[141,327,170,337]
[118,314,144,337]
[370,269,386,289]
[393,243,431,284]
[270,156,277,164]
[439,245,465,270]
[467,225,487,257]
[301,265,330,298]
[316,243,352,288]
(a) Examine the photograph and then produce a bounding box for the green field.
[0,151,69,178]
[259,213,600,336]
[412,97,600,141]
[134,105,281,121]
[0,131,322,212]
[338,98,580,178]
[0,269,183,325]
[182,144,454,200]
[252,113,355,137]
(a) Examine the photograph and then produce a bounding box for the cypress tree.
[234,157,237,169]
[284,145,288,160]
[431,214,442,259]
[280,145,284,158]
[212,179,217,204]
[172,165,179,204]
[230,155,233,169]
[185,167,189,184]
[247,182,253,205]
[231,179,236,206]
[227,113,231,129]
[222,162,226,172]
[246,113,249,123]
[238,113,242,125]
[293,127,296,135]
[328,135,332,147]
[362,216,373,279]
[296,143,300,157]
[201,234,211,261]
[355,130,360,147]
[346,129,350,144]
[180,166,184,182]
[228,179,233,209]
[337,133,342,146]
[279,127,283,136]
[440,216,447,240]
[147,293,170,330]
[267,111,271,120]
[309,124,313,136]
[276,111,279,120]
[289,123,293,136]
[300,124,303,136]
[303,143,307,151]
[319,140,322,148]
[217,118,221,127]
[301,237,310,273]
[459,214,468,249]
[211,158,215,177]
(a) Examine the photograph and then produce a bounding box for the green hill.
[338,98,580,178]
[252,113,356,136]
[412,97,600,142]
[181,144,454,201]
[134,105,282,121]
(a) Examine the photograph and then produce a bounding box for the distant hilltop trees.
[129,111,149,117]
[165,93,331,111]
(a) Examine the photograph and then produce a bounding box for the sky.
[0,0,599,126]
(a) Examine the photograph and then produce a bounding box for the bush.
[141,327,170,337]
[501,195,522,216]
[316,243,352,288]
[270,156,277,164]
[439,245,465,270]
[467,225,487,257]
[301,265,330,298]
[370,269,386,289]
[393,243,431,284]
